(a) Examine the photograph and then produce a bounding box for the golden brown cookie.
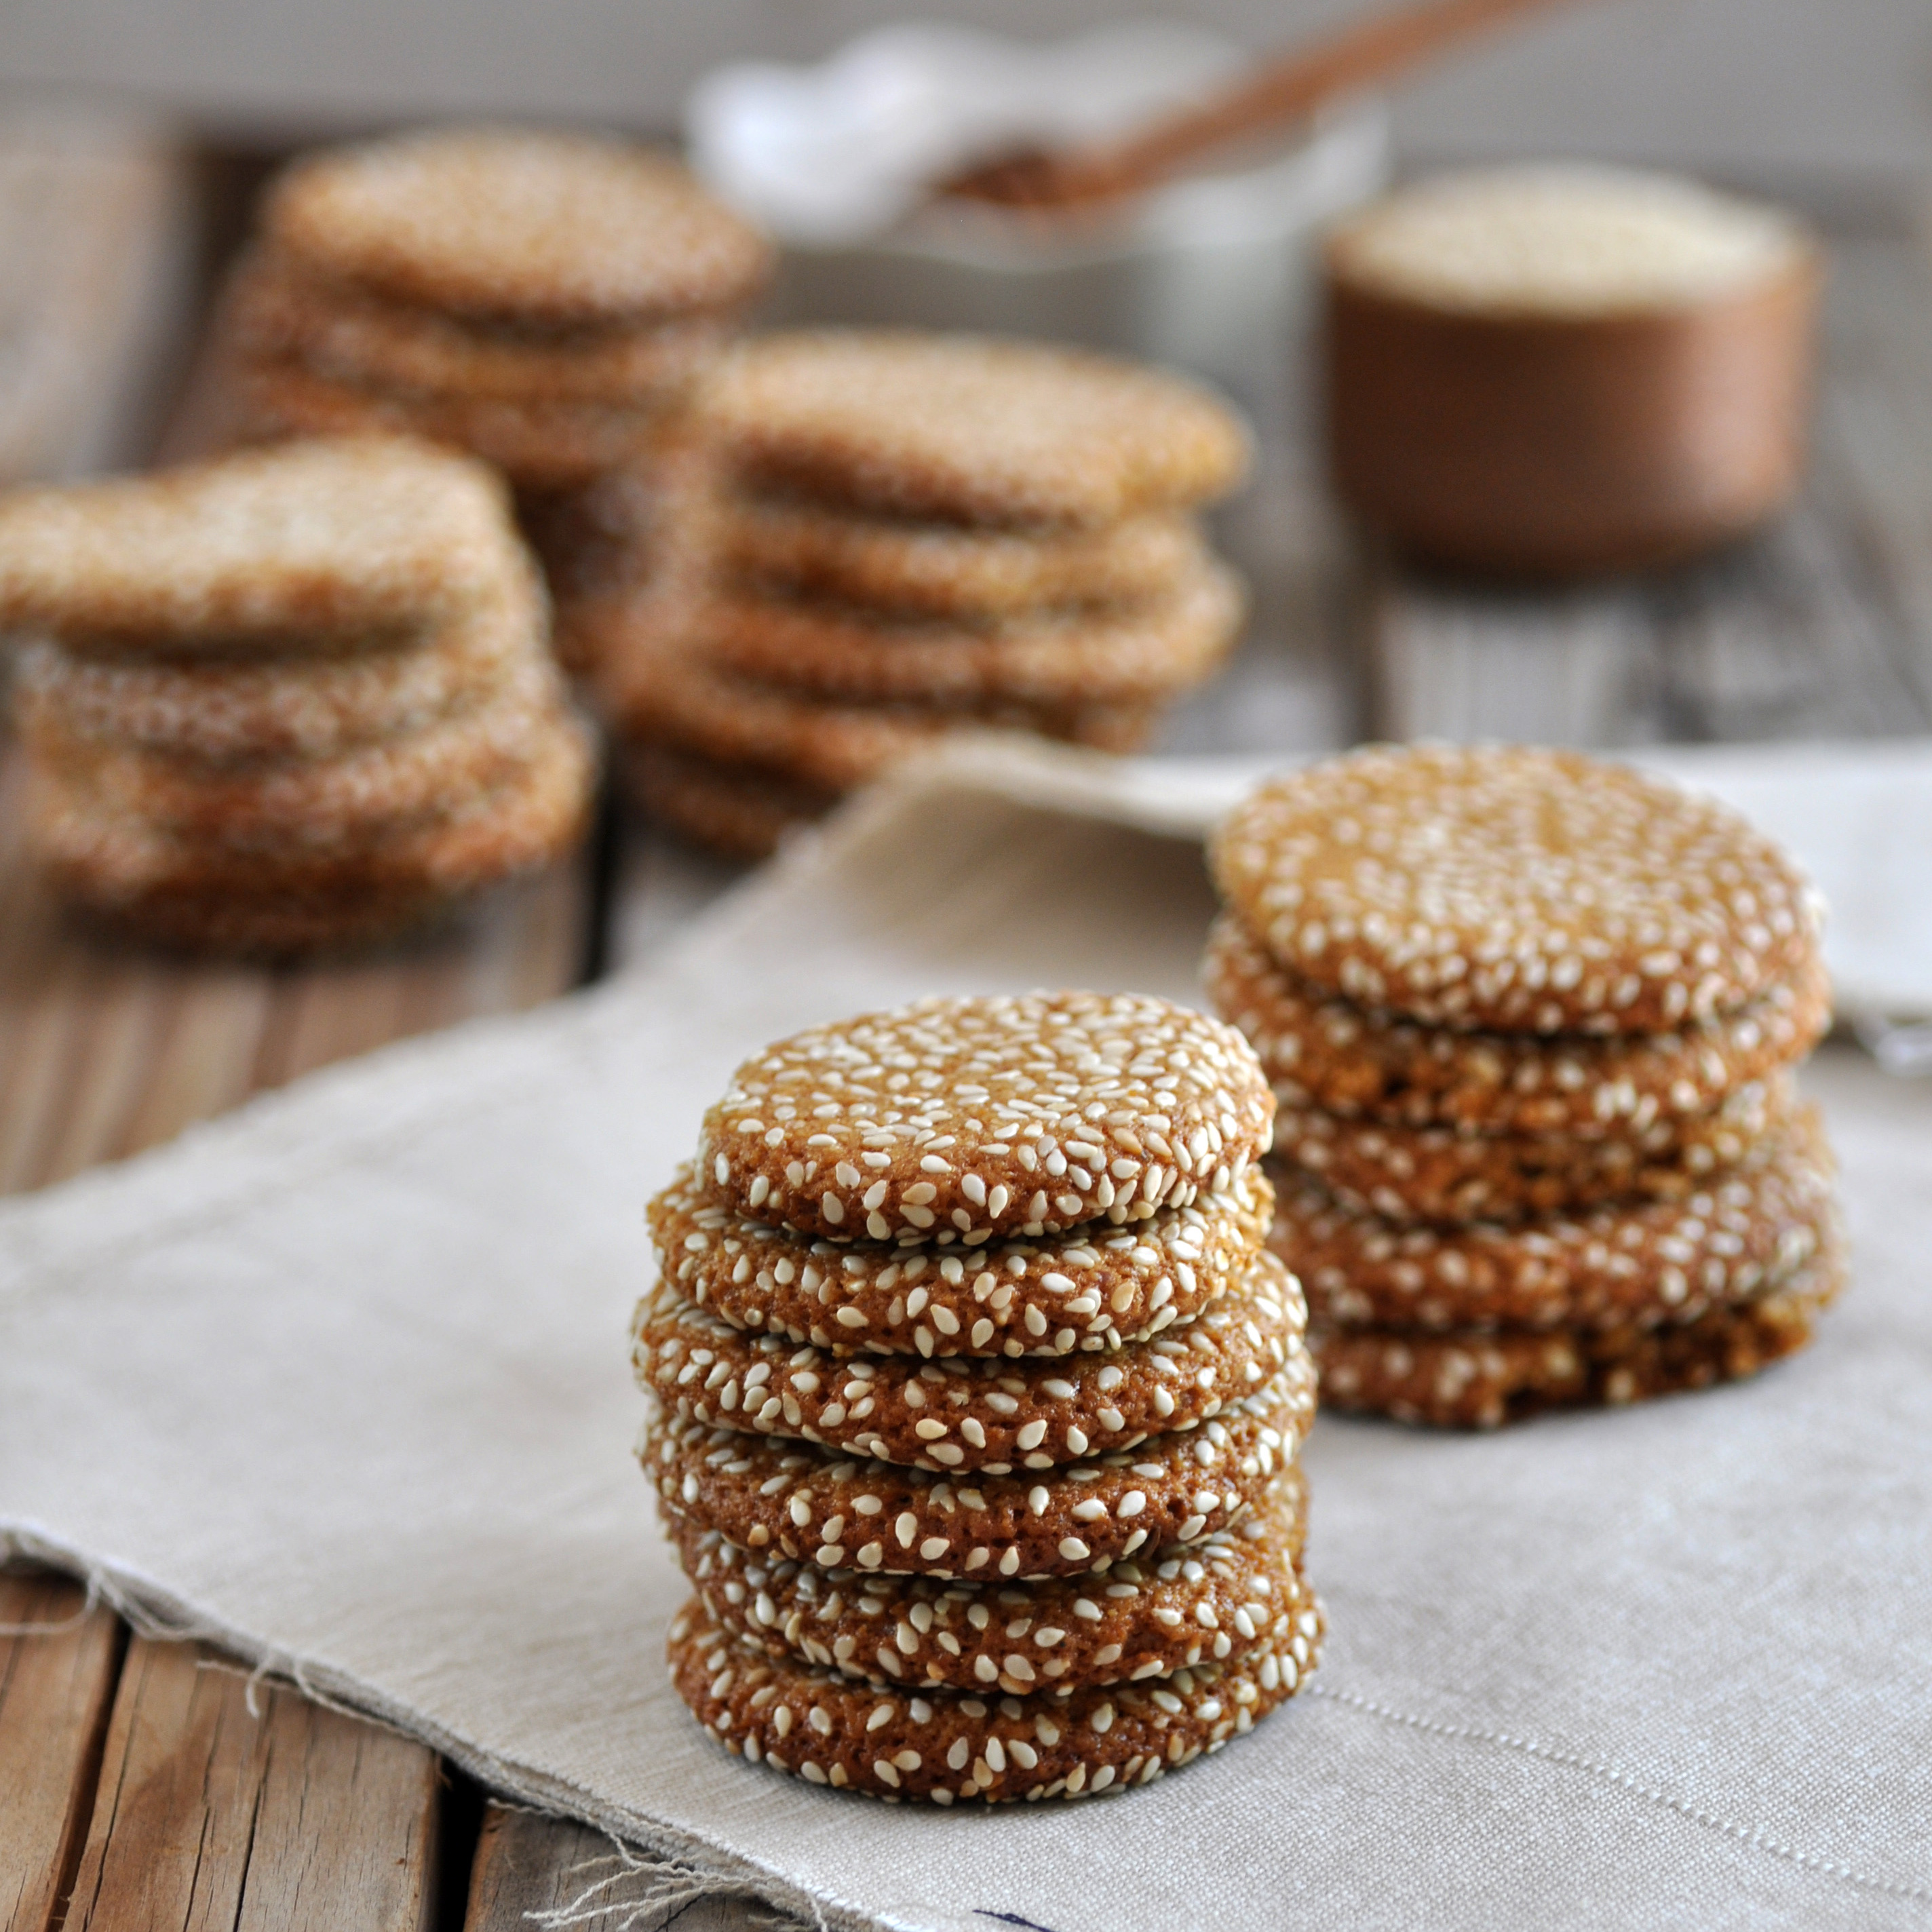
[1275,1104,1838,1333]
[723,499,1210,617]
[590,599,1162,792]
[12,572,544,764]
[699,332,1251,528]
[1272,1074,1790,1225]
[0,438,522,651]
[1205,908,1832,1134]
[221,246,732,404]
[648,1161,1273,1356]
[623,746,832,861]
[695,992,1276,1243]
[635,1250,1304,1472]
[1211,746,1823,1035]
[642,1364,1314,1582]
[32,708,595,954]
[675,1469,1308,1694]
[667,1589,1320,1802]
[263,129,771,326]
[232,356,687,490]
[702,559,1243,709]
[28,656,565,852]
[1312,1251,1844,1428]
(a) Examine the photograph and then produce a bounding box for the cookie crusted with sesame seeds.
[623,746,835,861]
[592,597,1162,793]
[698,332,1250,529]
[0,438,523,652]
[1275,1105,1838,1334]
[263,129,771,327]
[695,992,1276,1243]
[222,246,733,406]
[1211,745,1824,1035]
[642,1364,1313,1581]
[233,357,694,492]
[1273,1075,1790,1226]
[29,710,594,955]
[1205,910,1830,1137]
[1313,1251,1844,1428]
[635,1250,1303,1471]
[12,570,542,765]
[724,500,1210,619]
[701,560,1243,710]
[676,1471,1307,1694]
[668,1589,1321,1803]
[648,1163,1272,1356]
[29,655,566,853]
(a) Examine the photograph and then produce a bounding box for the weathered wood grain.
[463,1804,782,1932]
[0,1572,123,1932]
[62,1637,438,1932]
[0,112,200,482]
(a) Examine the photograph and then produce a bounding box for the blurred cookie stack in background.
[215,126,772,661]
[579,330,1253,856]
[0,438,594,953]
[636,992,1322,1802]
[1207,743,1844,1427]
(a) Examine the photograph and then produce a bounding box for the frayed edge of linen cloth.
[0,1525,843,1932]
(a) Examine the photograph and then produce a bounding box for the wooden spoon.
[942,0,1581,211]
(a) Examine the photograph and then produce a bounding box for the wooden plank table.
[3,125,1927,1931]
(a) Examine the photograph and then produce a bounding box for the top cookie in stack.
[582,330,1253,856]
[1206,744,1843,1427]
[637,992,1324,1803]
[0,437,594,954]
[218,125,771,622]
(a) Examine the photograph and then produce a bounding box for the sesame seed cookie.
[1275,1104,1838,1334]
[624,746,834,861]
[1313,1251,1844,1428]
[674,1471,1307,1694]
[12,573,543,765]
[222,247,732,405]
[263,130,771,327]
[30,657,566,853]
[696,992,1277,1243]
[0,438,521,652]
[1273,1074,1790,1225]
[699,332,1251,529]
[635,1250,1304,1472]
[701,559,1243,710]
[1205,909,1832,1135]
[642,1366,1314,1581]
[233,357,687,491]
[1210,745,1823,1035]
[647,1162,1273,1357]
[31,708,595,954]
[723,499,1210,618]
[668,1591,1320,1803]
[591,602,1162,792]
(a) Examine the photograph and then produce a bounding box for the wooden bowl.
[1322,170,1821,579]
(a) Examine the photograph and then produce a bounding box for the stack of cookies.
[581,330,1253,856]
[636,992,1323,1802]
[0,438,594,954]
[216,125,771,657]
[1206,744,1844,1428]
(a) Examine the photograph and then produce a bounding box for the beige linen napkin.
[1,737,1929,1932]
